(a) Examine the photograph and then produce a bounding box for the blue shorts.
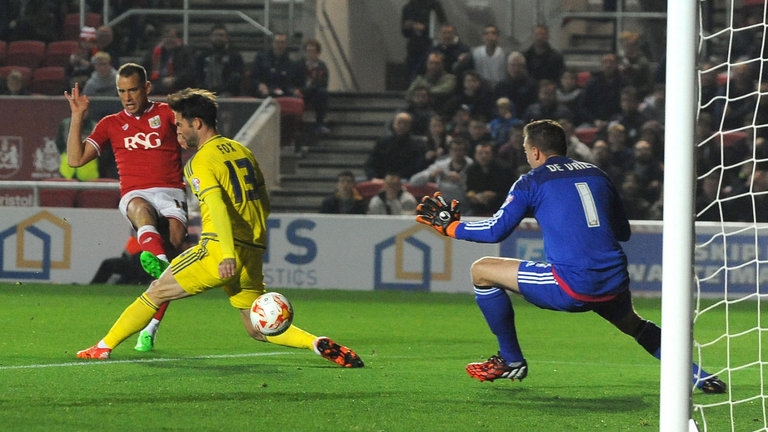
[517,261,631,322]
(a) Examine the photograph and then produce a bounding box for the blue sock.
[474,286,523,363]
[636,320,712,386]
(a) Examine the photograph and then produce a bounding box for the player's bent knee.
[470,257,494,285]
[145,275,190,304]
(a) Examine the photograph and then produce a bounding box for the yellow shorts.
[170,237,266,309]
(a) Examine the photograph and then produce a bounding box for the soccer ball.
[250,292,293,336]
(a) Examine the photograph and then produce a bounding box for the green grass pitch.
[0,283,749,431]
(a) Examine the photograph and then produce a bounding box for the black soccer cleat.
[699,375,727,394]
[313,337,364,368]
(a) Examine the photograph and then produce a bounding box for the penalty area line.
[0,351,296,370]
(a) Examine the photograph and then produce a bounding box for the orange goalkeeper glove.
[416,192,461,237]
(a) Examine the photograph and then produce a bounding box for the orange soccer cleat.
[466,353,527,382]
[313,337,364,368]
[76,344,111,359]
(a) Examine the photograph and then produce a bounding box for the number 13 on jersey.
[225,158,262,204]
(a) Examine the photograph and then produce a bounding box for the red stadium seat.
[577,71,591,87]
[719,131,748,148]
[574,127,598,145]
[405,182,439,201]
[0,66,32,87]
[276,97,304,147]
[717,72,728,87]
[63,13,102,40]
[355,180,383,200]
[0,41,6,66]
[45,40,79,68]
[30,66,67,95]
[39,179,79,207]
[6,40,46,69]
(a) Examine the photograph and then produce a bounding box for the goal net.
[693,1,768,430]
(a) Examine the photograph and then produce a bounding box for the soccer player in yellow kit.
[77,88,364,368]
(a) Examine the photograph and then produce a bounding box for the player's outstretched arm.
[416,192,461,237]
[63,83,97,167]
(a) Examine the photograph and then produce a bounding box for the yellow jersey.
[184,135,270,258]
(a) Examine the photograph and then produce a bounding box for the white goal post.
[659,1,697,430]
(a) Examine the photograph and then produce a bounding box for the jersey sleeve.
[204,188,236,259]
[189,157,236,258]
[85,117,112,156]
[454,176,532,243]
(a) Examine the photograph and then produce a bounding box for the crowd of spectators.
[340,12,677,220]
[3,2,765,222]
[339,3,768,223]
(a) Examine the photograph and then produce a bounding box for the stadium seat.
[30,66,67,95]
[45,40,79,68]
[574,127,598,145]
[63,13,102,40]
[577,71,591,87]
[75,178,120,208]
[0,40,6,66]
[0,66,32,88]
[719,131,747,148]
[717,72,728,87]
[39,178,79,207]
[5,40,46,69]
[355,180,383,201]
[405,182,439,201]
[275,96,304,147]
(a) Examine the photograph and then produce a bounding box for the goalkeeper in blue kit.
[416,119,725,393]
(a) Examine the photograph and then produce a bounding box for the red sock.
[153,301,170,321]
[137,225,166,258]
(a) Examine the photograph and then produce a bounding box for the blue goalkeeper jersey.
[455,155,631,298]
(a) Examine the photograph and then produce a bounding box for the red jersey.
[86,101,184,196]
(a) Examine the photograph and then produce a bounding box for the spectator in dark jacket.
[142,25,196,94]
[298,39,330,134]
[320,171,367,214]
[401,0,446,81]
[523,25,565,82]
[494,52,539,116]
[365,112,426,180]
[250,32,301,98]
[581,53,626,126]
[195,23,245,97]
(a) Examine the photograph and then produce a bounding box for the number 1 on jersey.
[575,182,600,227]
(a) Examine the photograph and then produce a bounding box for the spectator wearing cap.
[67,26,98,89]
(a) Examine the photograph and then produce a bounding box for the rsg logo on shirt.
[123,132,161,150]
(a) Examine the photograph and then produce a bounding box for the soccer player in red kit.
[65,63,186,353]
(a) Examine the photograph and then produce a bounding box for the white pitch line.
[0,351,296,370]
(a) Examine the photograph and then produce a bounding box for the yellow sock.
[103,294,159,348]
[266,325,316,350]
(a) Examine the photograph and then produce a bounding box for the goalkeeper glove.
[416,192,461,237]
